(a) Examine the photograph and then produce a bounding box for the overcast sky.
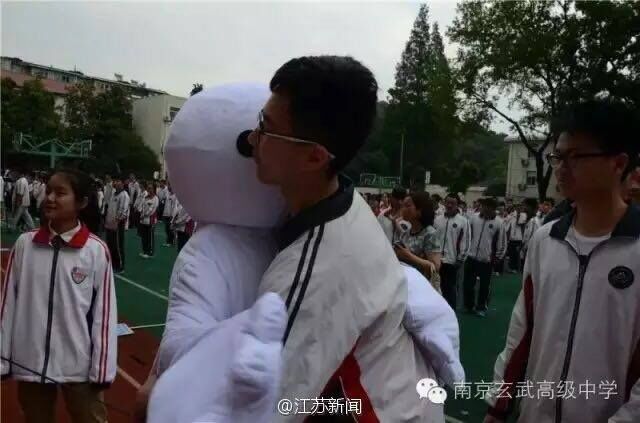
[1,1,512,132]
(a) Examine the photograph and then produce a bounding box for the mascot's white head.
[164,83,286,228]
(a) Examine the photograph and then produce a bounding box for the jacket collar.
[550,204,640,240]
[33,223,90,249]
[278,174,354,250]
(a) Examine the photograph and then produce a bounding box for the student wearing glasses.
[484,100,640,423]
[247,56,440,421]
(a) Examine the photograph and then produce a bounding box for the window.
[61,75,70,83]
[526,171,537,186]
[169,107,181,121]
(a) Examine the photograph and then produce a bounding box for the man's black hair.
[270,55,378,173]
[445,192,460,202]
[555,99,640,178]
[391,186,407,200]
[482,197,498,209]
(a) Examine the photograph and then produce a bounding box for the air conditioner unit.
[517,183,527,191]
[521,158,530,167]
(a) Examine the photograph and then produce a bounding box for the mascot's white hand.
[148,293,286,423]
[193,293,287,423]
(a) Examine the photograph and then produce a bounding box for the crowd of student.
[366,188,557,316]
[1,170,196,273]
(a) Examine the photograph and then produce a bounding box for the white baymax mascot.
[147,83,463,423]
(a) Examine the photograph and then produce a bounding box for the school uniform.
[1,223,117,423]
[486,206,640,423]
[505,212,528,272]
[35,182,46,209]
[171,201,193,252]
[434,212,470,310]
[156,186,168,218]
[463,213,507,313]
[105,190,130,272]
[128,181,141,228]
[11,176,35,231]
[140,195,159,256]
[134,190,148,237]
[102,182,113,217]
[162,193,176,245]
[258,177,442,421]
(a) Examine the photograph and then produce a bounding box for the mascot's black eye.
[236,130,254,158]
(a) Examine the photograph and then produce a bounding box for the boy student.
[162,184,176,246]
[128,173,141,228]
[463,197,507,317]
[434,193,470,310]
[139,182,159,259]
[504,204,528,273]
[10,168,35,231]
[105,177,130,273]
[248,55,440,420]
[484,100,640,423]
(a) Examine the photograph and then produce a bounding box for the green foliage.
[349,4,506,195]
[2,77,160,175]
[448,0,640,199]
[63,82,160,176]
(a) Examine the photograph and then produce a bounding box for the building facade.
[2,56,181,170]
[132,95,186,175]
[1,56,165,100]
[505,135,561,201]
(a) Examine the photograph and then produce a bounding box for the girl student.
[0,169,117,423]
[139,181,159,259]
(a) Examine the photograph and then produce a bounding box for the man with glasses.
[484,100,640,423]
[246,56,440,421]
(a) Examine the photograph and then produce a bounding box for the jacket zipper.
[40,241,61,383]
[442,218,450,255]
[554,239,609,423]
[475,220,487,258]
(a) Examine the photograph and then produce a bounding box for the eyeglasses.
[545,151,613,169]
[254,110,336,159]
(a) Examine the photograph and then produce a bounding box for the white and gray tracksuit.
[463,213,507,312]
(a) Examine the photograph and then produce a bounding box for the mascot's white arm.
[148,293,287,423]
[156,240,231,374]
[402,264,465,387]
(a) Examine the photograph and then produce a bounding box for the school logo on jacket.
[452,223,458,228]
[608,266,634,290]
[71,267,89,284]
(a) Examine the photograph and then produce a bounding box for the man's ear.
[78,196,89,210]
[616,153,631,177]
[303,145,332,172]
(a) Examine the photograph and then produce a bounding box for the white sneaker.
[140,254,150,259]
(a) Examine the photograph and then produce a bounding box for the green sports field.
[1,225,522,422]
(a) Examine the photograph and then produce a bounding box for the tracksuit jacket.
[1,224,117,384]
[486,206,640,423]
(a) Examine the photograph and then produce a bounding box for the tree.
[1,77,62,168]
[190,83,204,96]
[449,0,640,200]
[63,82,160,176]
[383,4,459,188]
